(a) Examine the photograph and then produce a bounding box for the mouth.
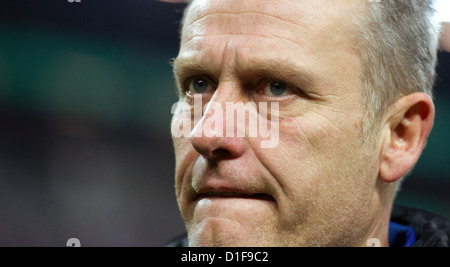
[197,192,275,201]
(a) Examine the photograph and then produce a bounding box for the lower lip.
[192,195,277,222]
[194,195,276,211]
[198,194,274,201]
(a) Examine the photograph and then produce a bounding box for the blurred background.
[0,0,448,246]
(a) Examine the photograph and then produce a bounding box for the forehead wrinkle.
[183,32,278,51]
[184,11,307,34]
[183,12,318,47]
[182,0,361,41]
[182,30,318,62]
[183,0,360,31]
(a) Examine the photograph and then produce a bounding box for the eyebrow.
[172,56,216,81]
[172,55,316,93]
[238,57,317,90]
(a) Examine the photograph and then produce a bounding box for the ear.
[379,93,435,183]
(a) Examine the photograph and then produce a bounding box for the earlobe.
[379,93,435,183]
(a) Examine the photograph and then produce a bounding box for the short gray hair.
[354,0,441,139]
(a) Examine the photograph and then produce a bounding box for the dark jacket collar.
[391,205,450,247]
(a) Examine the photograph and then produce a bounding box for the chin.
[187,217,267,247]
[188,234,264,247]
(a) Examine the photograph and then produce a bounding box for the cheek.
[173,140,199,222]
[296,110,366,162]
[279,113,375,198]
[172,131,196,199]
[171,106,195,141]
[265,114,375,232]
[247,116,333,206]
[171,108,198,165]
[270,114,345,169]
[254,112,366,197]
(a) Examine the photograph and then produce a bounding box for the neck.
[361,204,392,247]
[360,181,397,247]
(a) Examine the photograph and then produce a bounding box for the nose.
[189,89,248,161]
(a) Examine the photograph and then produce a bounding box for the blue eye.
[261,81,292,97]
[188,77,212,94]
[269,81,287,96]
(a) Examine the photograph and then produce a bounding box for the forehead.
[179,0,364,71]
[182,0,363,43]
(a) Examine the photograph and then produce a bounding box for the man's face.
[172,0,382,246]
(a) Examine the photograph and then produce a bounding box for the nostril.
[190,135,247,160]
[212,148,234,159]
